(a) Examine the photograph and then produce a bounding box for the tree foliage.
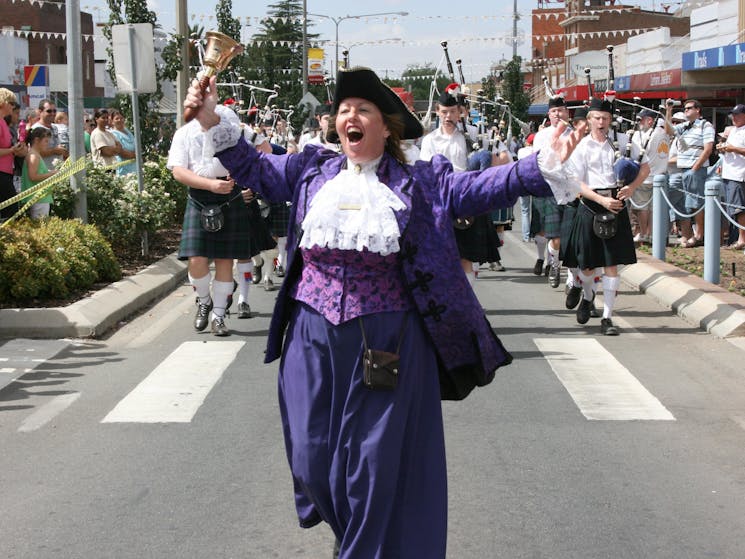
[499,56,530,124]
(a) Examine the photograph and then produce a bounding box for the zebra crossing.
[0,336,680,432]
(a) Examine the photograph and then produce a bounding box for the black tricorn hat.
[327,66,423,142]
[548,96,566,109]
[588,97,613,114]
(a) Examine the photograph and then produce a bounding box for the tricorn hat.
[548,96,566,109]
[327,66,423,142]
[588,97,613,114]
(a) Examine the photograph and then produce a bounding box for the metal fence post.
[652,174,668,261]
[703,171,722,284]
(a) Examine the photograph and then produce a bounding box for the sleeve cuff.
[536,147,581,205]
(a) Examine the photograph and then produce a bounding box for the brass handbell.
[183,31,244,122]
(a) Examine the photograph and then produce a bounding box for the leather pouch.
[363,349,399,391]
[593,212,617,239]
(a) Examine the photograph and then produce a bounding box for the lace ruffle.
[204,105,242,160]
[299,165,406,256]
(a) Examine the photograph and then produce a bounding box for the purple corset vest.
[290,246,413,325]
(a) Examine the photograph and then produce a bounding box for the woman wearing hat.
[185,67,583,558]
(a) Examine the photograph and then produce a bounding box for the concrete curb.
[0,253,188,339]
[621,253,745,338]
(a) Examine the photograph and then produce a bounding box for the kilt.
[455,214,501,263]
[533,195,562,238]
[178,187,253,260]
[490,206,514,226]
[559,199,579,261]
[267,201,292,237]
[562,199,637,270]
[246,199,278,256]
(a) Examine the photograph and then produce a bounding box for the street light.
[337,38,403,68]
[307,11,408,76]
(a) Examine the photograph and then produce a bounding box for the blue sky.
[80,0,663,79]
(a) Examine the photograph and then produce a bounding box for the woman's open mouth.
[346,127,364,144]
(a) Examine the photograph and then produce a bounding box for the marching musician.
[563,98,650,336]
[630,109,670,244]
[532,96,573,290]
[419,85,501,285]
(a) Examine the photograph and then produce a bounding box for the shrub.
[0,218,121,304]
[52,157,184,247]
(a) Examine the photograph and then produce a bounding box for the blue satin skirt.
[277,303,447,559]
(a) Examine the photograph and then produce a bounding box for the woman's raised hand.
[185,75,220,130]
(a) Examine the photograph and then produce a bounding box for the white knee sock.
[602,276,620,319]
[211,280,234,319]
[567,267,580,288]
[579,270,596,301]
[535,235,547,259]
[189,272,212,304]
[236,261,253,304]
[547,244,559,266]
[276,237,287,268]
[261,248,278,280]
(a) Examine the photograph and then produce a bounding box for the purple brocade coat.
[218,140,553,400]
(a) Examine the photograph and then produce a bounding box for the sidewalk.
[0,254,187,340]
[2,241,745,340]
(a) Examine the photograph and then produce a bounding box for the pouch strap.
[358,315,407,355]
[188,190,243,211]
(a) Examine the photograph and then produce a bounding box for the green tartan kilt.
[178,187,253,260]
[533,195,562,239]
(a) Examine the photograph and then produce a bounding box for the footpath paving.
[1,243,745,341]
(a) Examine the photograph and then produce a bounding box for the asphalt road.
[2,232,745,559]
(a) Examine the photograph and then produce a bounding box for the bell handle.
[183,74,212,123]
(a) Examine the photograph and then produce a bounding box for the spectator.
[0,89,26,220]
[54,110,70,151]
[4,101,28,195]
[89,108,123,168]
[109,110,137,175]
[516,133,536,242]
[631,109,670,244]
[718,104,745,249]
[664,99,715,247]
[83,113,94,153]
[31,99,68,169]
[21,126,58,218]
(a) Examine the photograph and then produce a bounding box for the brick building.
[0,0,102,101]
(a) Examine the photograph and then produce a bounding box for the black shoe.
[237,301,251,319]
[565,286,582,309]
[576,298,592,324]
[252,258,263,285]
[263,277,276,292]
[600,318,619,336]
[548,263,561,288]
[533,259,544,275]
[589,300,601,318]
[194,299,213,331]
[226,280,238,312]
[275,264,285,277]
[543,262,551,276]
[211,316,230,336]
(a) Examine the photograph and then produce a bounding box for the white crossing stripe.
[102,341,245,423]
[18,392,81,432]
[534,338,675,421]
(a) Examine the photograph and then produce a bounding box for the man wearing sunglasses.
[30,99,68,169]
[664,98,714,247]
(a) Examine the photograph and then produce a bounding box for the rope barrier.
[714,198,745,232]
[0,157,135,228]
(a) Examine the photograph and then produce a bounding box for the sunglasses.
[44,108,57,113]
[684,106,697,111]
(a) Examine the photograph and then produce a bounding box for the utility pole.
[302,0,308,97]
[176,0,189,128]
[66,0,87,221]
[512,0,519,59]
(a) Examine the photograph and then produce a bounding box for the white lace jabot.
[299,157,406,256]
